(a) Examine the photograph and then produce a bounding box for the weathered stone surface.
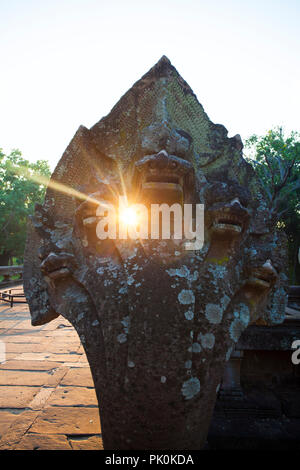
[60,368,94,387]
[0,320,23,330]
[0,410,40,450]
[28,387,55,410]
[13,353,81,363]
[15,433,72,450]
[45,341,80,354]
[63,362,88,368]
[46,386,97,407]
[43,329,78,338]
[12,320,36,330]
[45,367,69,387]
[0,370,51,386]
[24,56,288,449]
[4,343,53,353]
[0,386,39,408]
[69,435,103,450]
[0,411,19,438]
[0,360,62,370]
[0,353,17,362]
[1,334,52,344]
[0,329,8,335]
[0,300,102,449]
[29,407,101,434]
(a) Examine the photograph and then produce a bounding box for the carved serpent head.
[24,57,288,449]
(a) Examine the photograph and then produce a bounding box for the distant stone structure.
[0,266,23,286]
[23,57,288,449]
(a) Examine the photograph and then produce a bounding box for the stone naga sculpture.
[24,56,288,449]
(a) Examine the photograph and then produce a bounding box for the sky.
[1,0,300,170]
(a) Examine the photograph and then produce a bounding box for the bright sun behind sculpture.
[119,206,139,227]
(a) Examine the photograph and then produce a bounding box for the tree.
[245,127,300,284]
[0,148,50,266]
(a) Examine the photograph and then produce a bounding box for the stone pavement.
[0,288,103,450]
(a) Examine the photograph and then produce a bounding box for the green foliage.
[245,127,300,284]
[0,148,50,265]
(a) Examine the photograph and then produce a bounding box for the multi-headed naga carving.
[24,57,288,449]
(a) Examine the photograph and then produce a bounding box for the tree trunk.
[0,252,11,266]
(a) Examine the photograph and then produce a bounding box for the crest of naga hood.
[23,56,288,326]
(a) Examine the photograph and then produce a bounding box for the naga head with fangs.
[24,57,288,450]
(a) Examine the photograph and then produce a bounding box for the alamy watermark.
[94,196,204,250]
[291,340,300,365]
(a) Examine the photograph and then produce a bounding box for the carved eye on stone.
[170,161,177,169]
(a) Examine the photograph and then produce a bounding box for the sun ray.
[14,165,108,208]
[117,161,129,204]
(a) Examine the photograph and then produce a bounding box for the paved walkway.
[0,288,103,450]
